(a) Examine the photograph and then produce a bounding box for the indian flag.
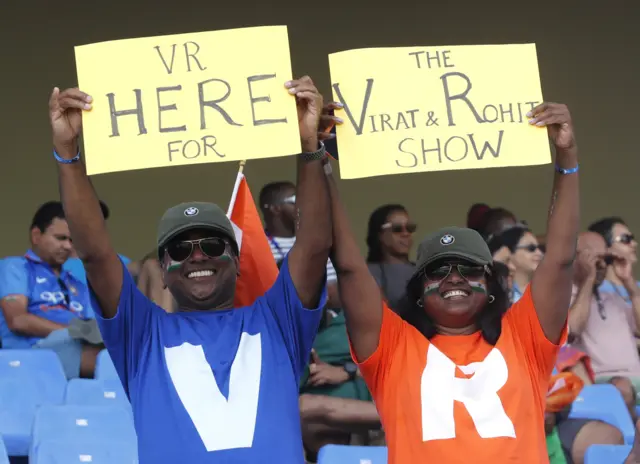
[227,164,278,307]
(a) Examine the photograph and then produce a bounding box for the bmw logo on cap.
[440,234,455,246]
[184,207,199,217]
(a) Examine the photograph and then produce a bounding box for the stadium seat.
[0,349,66,384]
[0,436,9,464]
[318,444,387,463]
[33,439,137,464]
[65,378,130,410]
[0,350,66,456]
[95,349,119,381]
[30,405,137,462]
[584,444,632,464]
[569,384,635,444]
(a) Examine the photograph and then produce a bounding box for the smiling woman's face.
[421,258,489,330]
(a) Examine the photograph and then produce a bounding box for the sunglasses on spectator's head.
[262,195,296,210]
[614,233,635,245]
[165,237,228,262]
[425,263,489,282]
[516,244,543,253]
[382,222,417,234]
[279,195,296,205]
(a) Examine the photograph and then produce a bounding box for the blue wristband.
[555,164,578,175]
[53,149,81,164]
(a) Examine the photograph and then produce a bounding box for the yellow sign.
[75,26,300,175]
[329,44,551,180]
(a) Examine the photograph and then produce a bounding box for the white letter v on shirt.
[165,333,262,452]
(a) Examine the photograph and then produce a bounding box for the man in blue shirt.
[0,201,98,378]
[49,76,331,463]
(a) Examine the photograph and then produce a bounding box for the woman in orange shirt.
[324,102,579,463]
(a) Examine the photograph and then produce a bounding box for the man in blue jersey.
[49,76,331,463]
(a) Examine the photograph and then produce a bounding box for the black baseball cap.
[156,202,238,258]
[411,226,493,283]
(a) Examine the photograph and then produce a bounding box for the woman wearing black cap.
[326,102,579,463]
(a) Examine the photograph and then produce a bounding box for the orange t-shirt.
[355,286,567,464]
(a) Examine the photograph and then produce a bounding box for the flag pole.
[227,160,247,217]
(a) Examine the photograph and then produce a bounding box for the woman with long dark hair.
[366,204,416,311]
[324,101,579,463]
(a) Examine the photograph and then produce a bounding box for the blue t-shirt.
[0,250,92,348]
[93,256,325,463]
[64,255,131,285]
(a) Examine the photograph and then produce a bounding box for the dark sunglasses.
[425,263,488,281]
[165,237,228,262]
[516,244,543,253]
[382,222,417,234]
[614,233,635,245]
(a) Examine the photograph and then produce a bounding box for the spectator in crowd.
[328,102,578,462]
[50,78,331,462]
[260,180,337,283]
[63,200,131,290]
[298,280,381,462]
[499,225,544,302]
[478,206,519,238]
[569,231,640,406]
[365,204,416,311]
[487,231,517,297]
[0,201,101,378]
[588,216,639,302]
[466,202,490,232]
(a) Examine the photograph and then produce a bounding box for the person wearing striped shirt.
[260,181,336,282]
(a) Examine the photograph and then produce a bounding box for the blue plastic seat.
[0,349,66,385]
[33,439,137,464]
[30,405,137,461]
[65,378,130,410]
[0,435,9,464]
[584,444,632,464]
[318,445,387,464]
[95,349,119,381]
[570,384,635,444]
[0,350,66,456]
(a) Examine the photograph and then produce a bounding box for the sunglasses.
[382,222,417,234]
[516,244,543,253]
[614,233,635,245]
[425,263,488,282]
[165,237,228,262]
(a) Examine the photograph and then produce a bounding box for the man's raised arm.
[286,77,332,308]
[50,87,122,319]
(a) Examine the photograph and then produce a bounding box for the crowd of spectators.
[0,181,638,464]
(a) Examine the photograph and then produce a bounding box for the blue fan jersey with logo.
[0,250,91,348]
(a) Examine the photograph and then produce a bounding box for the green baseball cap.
[156,202,238,257]
[411,226,492,282]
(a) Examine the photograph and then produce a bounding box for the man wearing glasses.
[49,76,331,463]
[259,180,337,282]
[0,201,97,379]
